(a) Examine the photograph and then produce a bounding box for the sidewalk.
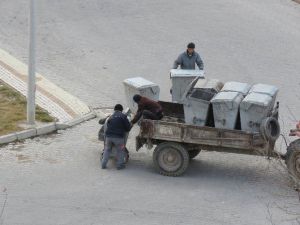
[0,48,92,123]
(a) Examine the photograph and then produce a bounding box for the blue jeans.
[101,137,125,168]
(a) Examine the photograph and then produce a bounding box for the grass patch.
[0,82,55,136]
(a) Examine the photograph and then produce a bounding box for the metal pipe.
[27,0,36,125]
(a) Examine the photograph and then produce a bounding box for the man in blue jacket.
[173,42,204,70]
[101,104,131,170]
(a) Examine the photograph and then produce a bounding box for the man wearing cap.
[173,42,204,70]
[101,104,131,170]
[131,95,163,125]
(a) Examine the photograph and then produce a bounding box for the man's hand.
[289,121,300,137]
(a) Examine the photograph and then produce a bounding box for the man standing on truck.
[173,42,204,70]
[101,104,131,170]
[131,95,163,125]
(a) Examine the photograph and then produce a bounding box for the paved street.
[0,0,300,224]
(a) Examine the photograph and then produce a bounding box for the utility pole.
[27,0,36,125]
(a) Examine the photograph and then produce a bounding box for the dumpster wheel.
[285,139,300,181]
[153,142,189,177]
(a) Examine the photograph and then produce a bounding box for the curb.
[0,111,97,145]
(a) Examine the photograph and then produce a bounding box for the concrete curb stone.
[36,123,56,136]
[16,129,37,140]
[0,133,18,144]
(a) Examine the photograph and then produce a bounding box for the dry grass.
[0,82,54,136]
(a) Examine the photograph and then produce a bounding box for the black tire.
[153,142,189,177]
[188,149,201,159]
[285,139,300,181]
[260,117,280,142]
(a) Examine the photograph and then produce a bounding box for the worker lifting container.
[211,91,244,129]
[123,77,160,112]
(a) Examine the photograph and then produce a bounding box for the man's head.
[133,94,142,103]
[187,42,195,55]
[114,104,123,112]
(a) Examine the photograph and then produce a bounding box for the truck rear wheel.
[285,139,300,181]
[153,142,189,177]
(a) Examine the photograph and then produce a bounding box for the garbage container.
[194,78,224,94]
[240,92,273,132]
[211,91,244,129]
[221,81,251,96]
[123,77,160,112]
[249,83,278,108]
[183,88,216,126]
[170,69,204,103]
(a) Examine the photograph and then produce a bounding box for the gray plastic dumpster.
[123,77,160,112]
[170,69,204,103]
[249,83,278,108]
[182,77,216,126]
[240,92,273,132]
[211,91,244,129]
[221,81,251,96]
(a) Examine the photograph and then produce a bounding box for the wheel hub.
[158,148,182,172]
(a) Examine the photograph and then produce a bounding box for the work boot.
[117,165,125,170]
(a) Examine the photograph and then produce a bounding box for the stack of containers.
[240,84,279,132]
[170,69,204,103]
[211,82,251,129]
[123,77,160,112]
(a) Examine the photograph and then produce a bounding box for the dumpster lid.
[123,77,157,89]
[211,91,243,102]
[194,78,224,91]
[241,92,273,107]
[180,76,201,102]
[170,69,205,78]
[250,83,279,97]
[221,81,251,95]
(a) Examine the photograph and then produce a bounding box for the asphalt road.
[0,0,300,224]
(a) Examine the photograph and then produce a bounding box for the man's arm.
[131,111,142,124]
[172,54,182,69]
[196,53,204,70]
[123,116,131,132]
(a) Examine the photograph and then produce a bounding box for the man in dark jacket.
[131,95,163,125]
[173,42,204,70]
[101,104,131,170]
